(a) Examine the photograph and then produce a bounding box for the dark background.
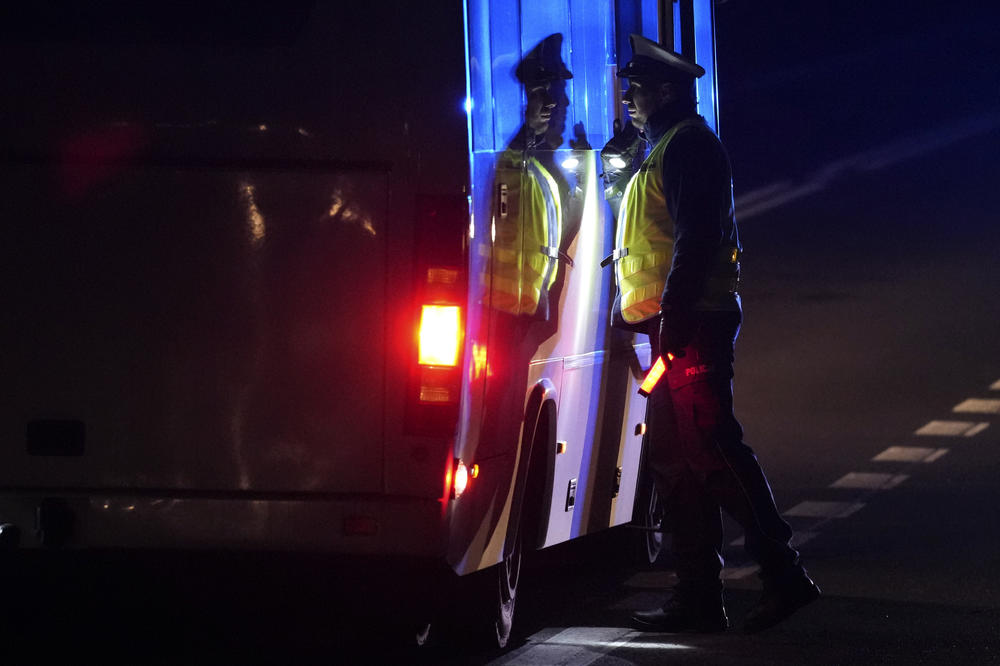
[717,0,1000,191]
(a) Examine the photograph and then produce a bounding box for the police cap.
[515,33,573,85]
[617,33,705,82]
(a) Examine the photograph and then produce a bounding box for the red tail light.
[405,193,467,436]
[413,267,464,409]
[418,305,462,367]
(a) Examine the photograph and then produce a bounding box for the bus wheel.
[634,473,665,565]
[494,521,522,648]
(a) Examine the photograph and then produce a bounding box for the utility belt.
[706,245,741,295]
[699,246,741,306]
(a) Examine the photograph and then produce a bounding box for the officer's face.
[623,78,671,129]
[526,82,556,135]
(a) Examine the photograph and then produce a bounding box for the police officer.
[603,34,820,633]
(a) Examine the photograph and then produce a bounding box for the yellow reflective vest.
[612,119,701,324]
[490,149,562,316]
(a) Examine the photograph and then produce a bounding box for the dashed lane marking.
[784,501,865,519]
[872,446,949,463]
[914,420,990,436]
[829,472,909,490]
[965,422,992,437]
[953,398,1000,414]
[991,379,1000,391]
[924,448,949,462]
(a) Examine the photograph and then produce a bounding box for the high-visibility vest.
[611,119,701,324]
[490,149,562,316]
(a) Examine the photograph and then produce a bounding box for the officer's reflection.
[479,34,586,470]
[489,33,585,324]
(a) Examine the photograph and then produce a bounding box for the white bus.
[0,0,720,647]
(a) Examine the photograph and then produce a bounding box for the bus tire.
[494,515,521,648]
[490,397,550,648]
[435,537,520,650]
[630,413,668,568]
[633,471,665,565]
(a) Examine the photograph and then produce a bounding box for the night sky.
[715,1,1000,194]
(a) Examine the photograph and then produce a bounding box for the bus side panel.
[543,356,597,547]
[610,343,653,527]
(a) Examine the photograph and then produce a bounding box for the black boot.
[631,584,729,633]
[744,568,820,633]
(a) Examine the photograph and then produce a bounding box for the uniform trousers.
[646,310,800,589]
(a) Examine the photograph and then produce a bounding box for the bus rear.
[0,3,469,557]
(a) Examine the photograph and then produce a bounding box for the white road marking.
[990,379,1000,391]
[925,448,950,462]
[830,472,909,490]
[966,422,991,437]
[953,399,1000,414]
[914,420,990,436]
[872,446,949,463]
[784,501,865,519]
[493,626,690,665]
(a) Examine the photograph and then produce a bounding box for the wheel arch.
[503,378,557,557]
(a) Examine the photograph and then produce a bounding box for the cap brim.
[618,39,706,80]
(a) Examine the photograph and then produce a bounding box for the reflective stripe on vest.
[490,151,562,316]
[613,119,702,324]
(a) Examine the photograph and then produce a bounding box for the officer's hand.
[659,311,695,360]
